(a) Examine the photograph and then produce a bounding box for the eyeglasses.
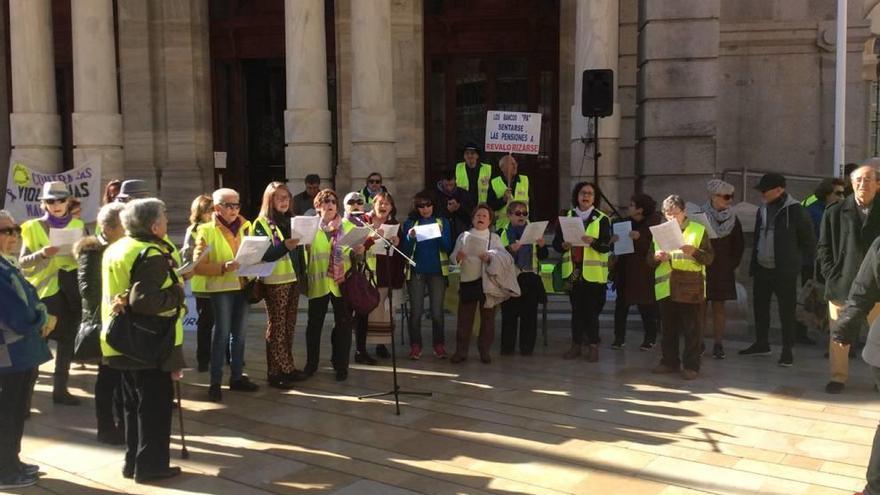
[44,198,68,205]
[716,194,734,201]
[511,211,529,217]
[368,179,382,184]
[416,202,433,208]
[0,226,21,236]
[321,198,337,205]
[348,200,365,206]
[219,202,241,209]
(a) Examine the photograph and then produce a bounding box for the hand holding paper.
[518,221,548,245]
[234,236,271,267]
[49,228,83,256]
[558,216,586,246]
[649,220,686,253]
[612,221,634,255]
[413,222,441,242]
[291,216,320,245]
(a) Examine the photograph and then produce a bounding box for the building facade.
[1,0,878,232]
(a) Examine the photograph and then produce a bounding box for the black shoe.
[778,348,793,367]
[267,375,295,390]
[354,352,378,365]
[53,391,81,406]
[17,462,39,476]
[197,363,209,373]
[122,464,134,479]
[712,343,725,360]
[303,363,318,376]
[335,369,348,382]
[208,384,222,402]
[135,466,181,484]
[795,335,816,346]
[611,340,625,350]
[282,370,309,382]
[376,345,391,359]
[639,341,655,351]
[0,471,37,489]
[229,377,259,392]
[825,381,845,394]
[97,428,126,445]
[739,343,772,356]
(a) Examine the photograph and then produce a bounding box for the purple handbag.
[341,262,380,316]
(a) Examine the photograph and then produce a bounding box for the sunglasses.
[44,198,68,205]
[219,202,241,209]
[368,179,382,184]
[0,226,21,236]
[416,202,433,208]
[511,211,529,217]
[322,198,337,205]
[347,200,365,206]
[715,194,734,201]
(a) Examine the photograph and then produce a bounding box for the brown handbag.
[669,268,704,304]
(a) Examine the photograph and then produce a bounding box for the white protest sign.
[3,158,102,223]
[484,111,542,155]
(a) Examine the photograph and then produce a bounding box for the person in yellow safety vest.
[648,195,714,381]
[488,154,531,230]
[400,190,453,360]
[552,181,612,363]
[191,188,259,403]
[251,182,305,390]
[356,192,406,364]
[498,200,548,356]
[18,181,88,406]
[359,172,388,208]
[110,178,183,267]
[181,195,215,372]
[304,189,365,382]
[100,198,186,483]
[455,142,493,206]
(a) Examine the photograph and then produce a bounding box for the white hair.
[212,188,239,204]
[97,202,126,231]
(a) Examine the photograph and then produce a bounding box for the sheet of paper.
[233,236,271,267]
[49,228,83,256]
[649,220,686,253]
[371,224,400,255]
[291,216,320,245]
[558,216,587,246]
[176,245,211,276]
[517,221,549,245]
[613,221,634,255]
[338,226,370,248]
[688,212,718,239]
[413,222,442,242]
[237,261,277,278]
[461,232,489,258]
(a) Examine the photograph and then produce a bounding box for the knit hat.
[707,179,735,196]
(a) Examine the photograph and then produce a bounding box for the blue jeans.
[407,273,446,346]
[209,291,248,385]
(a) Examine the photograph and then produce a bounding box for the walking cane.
[175,381,190,459]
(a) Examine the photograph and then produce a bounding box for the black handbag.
[73,308,102,361]
[105,246,181,365]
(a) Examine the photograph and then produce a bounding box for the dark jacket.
[835,236,880,367]
[76,236,107,330]
[435,181,473,241]
[749,194,815,277]
[706,217,745,301]
[552,208,613,258]
[817,195,880,302]
[614,211,663,306]
[0,256,52,374]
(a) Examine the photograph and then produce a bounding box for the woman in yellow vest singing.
[19,181,87,405]
[552,182,612,363]
[304,189,359,382]
[251,182,303,389]
[649,195,714,381]
[191,188,259,402]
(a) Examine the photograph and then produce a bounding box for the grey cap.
[38,181,71,200]
[115,180,151,201]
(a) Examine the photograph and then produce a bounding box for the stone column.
[570,0,620,205]
[285,0,332,195]
[349,0,396,193]
[9,0,61,173]
[636,1,719,202]
[72,0,124,181]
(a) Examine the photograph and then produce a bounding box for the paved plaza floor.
[11,307,880,494]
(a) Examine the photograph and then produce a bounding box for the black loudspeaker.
[581,69,614,117]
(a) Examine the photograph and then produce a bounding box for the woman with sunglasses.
[19,181,87,405]
[0,210,22,266]
[304,189,361,381]
[701,180,744,360]
[251,182,304,389]
[400,191,452,360]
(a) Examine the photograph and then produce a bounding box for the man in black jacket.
[818,162,880,394]
[740,173,816,366]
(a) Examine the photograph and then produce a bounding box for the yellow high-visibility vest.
[490,175,529,230]
[190,218,252,294]
[653,221,706,301]
[251,217,296,285]
[559,209,610,284]
[20,218,85,299]
[455,162,492,204]
[306,220,354,299]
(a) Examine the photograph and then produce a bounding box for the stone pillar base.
[285,144,332,195]
[10,112,62,172]
[350,143,396,193]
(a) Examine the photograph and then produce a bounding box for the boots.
[586,344,599,363]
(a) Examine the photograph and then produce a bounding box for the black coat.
[818,195,880,302]
[76,236,106,330]
[749,194,815,277]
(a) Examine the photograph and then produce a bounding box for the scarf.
[507,224,533,270]
[271,212,291,241]
[215,213,243,237]
[42,213,72,229]
[574,206,594,224]
[322,216,345,284]
[701,202,736,238]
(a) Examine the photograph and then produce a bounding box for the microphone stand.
[356,218,432,415]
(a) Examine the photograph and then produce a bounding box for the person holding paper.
[251,182,305,390]
[304,189,360,382]
[450,205,504,363]
[487,154,531,230]
[611,193,662,351]
[73,202,127,445]
[552,182,612,363]
[182,195,215,372]
[700,180,745,360]
[400,191,453,360]
[498,201,548,356]
[649,195,714,381]
[19,181,87,405]
[455,142,493,206]
[356,192,406,364]
[191,188,259,402]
